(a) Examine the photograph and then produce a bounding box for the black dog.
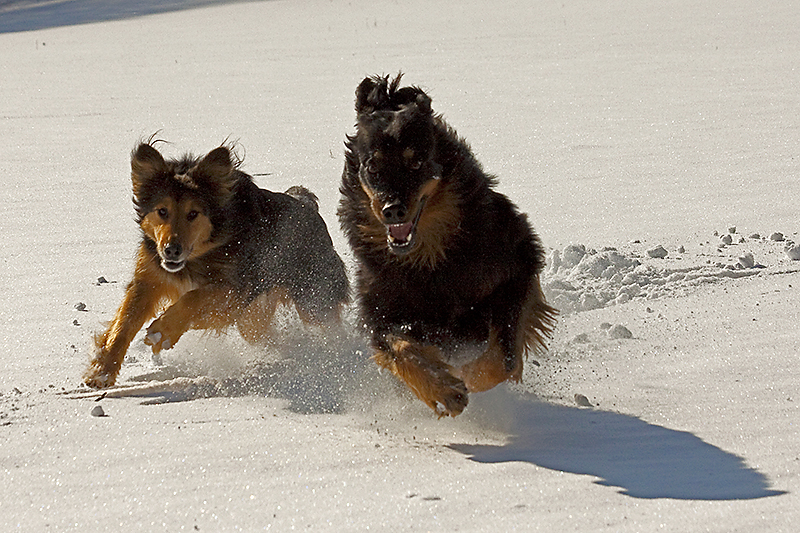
[338,74,557,417]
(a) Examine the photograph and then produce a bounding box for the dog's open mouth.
[388,221,415,248]
[161,259,186,273]
[386,197,427,254]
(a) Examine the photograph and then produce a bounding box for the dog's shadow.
[123,322,383,415]
[453,390,786,501]
[119,329,784,501]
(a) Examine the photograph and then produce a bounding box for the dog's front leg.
[456,276,557,392]
[372,335,468,417]
[145,285,242,352]
[453,327,522,392]
[84,279,163,388]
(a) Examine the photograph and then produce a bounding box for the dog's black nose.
[382,202,407,224]
[163,243,183,260]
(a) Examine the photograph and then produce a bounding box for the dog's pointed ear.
[195,146,237,199]
[414,92,432,115]
[131,143,166,194]
[356,77,379,114]
[197,146,233,178]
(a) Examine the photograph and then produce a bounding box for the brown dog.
[84,141,349,388]
[338,74,557,417]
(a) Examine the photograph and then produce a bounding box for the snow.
[1,0,800,530]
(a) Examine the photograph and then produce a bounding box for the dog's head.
[131,143,237,273]
[349,74,459,266]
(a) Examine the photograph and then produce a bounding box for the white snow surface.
[2,0,800,530]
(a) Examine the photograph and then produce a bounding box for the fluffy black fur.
[338,73,557,416]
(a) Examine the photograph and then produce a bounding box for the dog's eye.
[366,159,378,174]
[410,160,422,171]
[186,210,199,222]
[157,207,169,220]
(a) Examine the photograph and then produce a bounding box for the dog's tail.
[285,185,320,211]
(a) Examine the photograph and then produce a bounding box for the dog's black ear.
[356,73,405,113]
[356,76,379,113]
[131,143,166,193]
[197,146,233,177]
[413,92,432,115]
[195,146,237,199]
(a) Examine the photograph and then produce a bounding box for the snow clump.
[647,245,668,259]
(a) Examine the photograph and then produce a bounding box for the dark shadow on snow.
[124,324,383,416]
[213,333,383,415]
[111,321,784,502]
[130,337,785,501]
[0,0,269,34]
[451,394,786,501]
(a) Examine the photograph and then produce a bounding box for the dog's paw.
[144,319,181,353]
[428,377,469,418]
[83,366,116,389]
[375,337,470,417]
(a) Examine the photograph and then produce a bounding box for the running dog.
[84,141,349,388]
[338,74,557,417]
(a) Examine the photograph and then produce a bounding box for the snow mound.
[543,231,799,315]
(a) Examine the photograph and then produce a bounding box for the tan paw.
[424,374,469,418]
[144,317,184,353]
[83,365,117,389]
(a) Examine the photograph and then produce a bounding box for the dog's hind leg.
[452,328,520,392]
[373,335,468,417]
[290,262,350,330]
[295,299,346,329]
[235,287,290,344]
[455,276,556,392]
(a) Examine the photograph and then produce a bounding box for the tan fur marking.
[454,329,521,393]
[359,177,461,270]
[357,182,393,246]
[402,178,461,269]
[174,173,199,189]
[144,284,249,352]
[139,198,177,253]
[140,198,217,264]
[183,201,215,260]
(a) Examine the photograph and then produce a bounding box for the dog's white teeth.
[146,331,162,344]
[435,402,447,414]
[390,236,412,246]
[388,222,414,242]
[161,260,186,273]
[389,231,413,246]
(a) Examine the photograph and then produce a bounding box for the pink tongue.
[388,222,413,241]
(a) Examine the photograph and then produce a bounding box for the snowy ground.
[1,0,799,530]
